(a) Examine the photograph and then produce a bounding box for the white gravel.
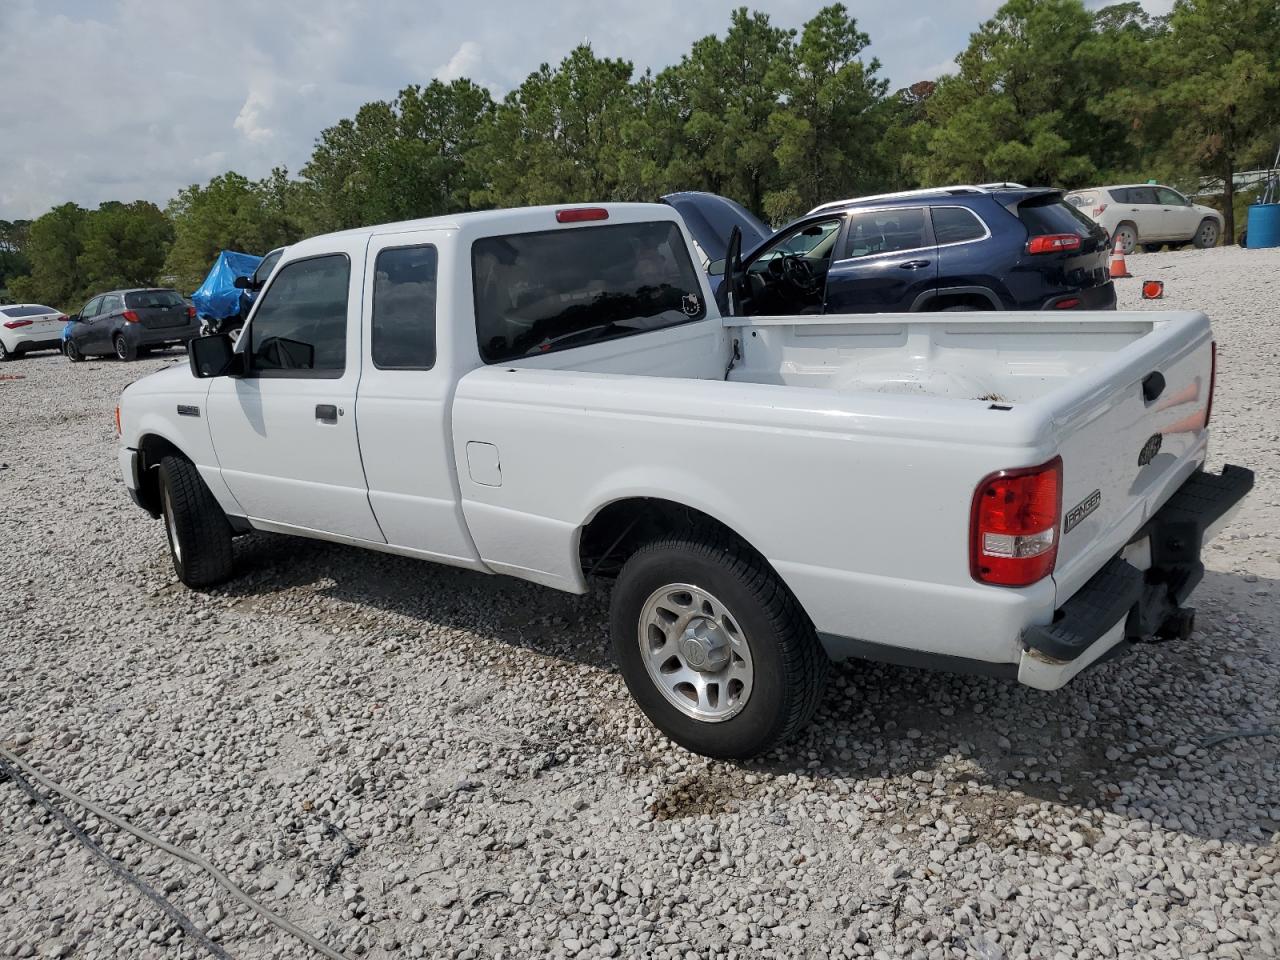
[1,244,1278,960]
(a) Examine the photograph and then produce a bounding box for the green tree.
[916,0,1103,187]
[77,201,173,292]
[472,45,643,207]
[0,219,32,294]
[164,171,306,292]
[763,4,890,221]
[8,203,88,308]
[1143,0,1280,243]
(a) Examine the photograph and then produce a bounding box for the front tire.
[0,340,11,361]
[610,533,827,759]
[65,340,84,362]
[158,456,234,588]
[1193,218,1219,249]
[114,334,137,361]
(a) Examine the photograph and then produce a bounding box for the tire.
[1193,218,1219,249]
[114,334,137,361]
[158,455,234,588]
[65,340,84,363]
[609,532,828,759]
[0,340,11,361]
[1112,222,1138,256]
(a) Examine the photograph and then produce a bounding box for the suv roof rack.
[807,185,993,215]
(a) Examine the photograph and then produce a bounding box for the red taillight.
[1206,341,1217,425]
[970,457,1063,587]
[58,314,68,323]
[122,310,140,323]
[1053,297,1082,310]
[187,306,197,319]
[556,207,609,223]
[1027,233,1082,255]
[2,319,33,329]
[1092,203,1108,217]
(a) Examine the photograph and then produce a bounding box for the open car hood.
[661,192,773,265]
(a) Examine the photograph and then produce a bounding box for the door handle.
[899,260,931,270]
[315,404,338,424]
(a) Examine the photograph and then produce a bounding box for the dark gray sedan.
[65,288,201,362]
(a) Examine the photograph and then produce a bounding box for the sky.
[0,0,1176,221]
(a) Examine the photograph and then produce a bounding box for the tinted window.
[372,245,437,370]
[777,220,841,256]
[1127,187,1159,204]
[125,290,184,309]
[248,254,349,376]
[101,294,123,314]
[931,207,986,244]
[0,305,55,318]
[81,297,102,318]
[845,208,929,258]
[1017,197,1097,236]
[1156,187,1186,206]
[473,221,706,364]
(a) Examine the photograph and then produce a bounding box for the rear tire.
[158,455,234,588]
[114,334,137,361]
[1112,222,1138,256]
[609,532,828,759]
[1193,218,1219,249]
[0,341,11,361]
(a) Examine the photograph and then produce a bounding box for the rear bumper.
[1018,464,1254,689]
[125,321,200,347]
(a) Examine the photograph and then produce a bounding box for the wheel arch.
[912,285,1002,311]
[133,432,191,516]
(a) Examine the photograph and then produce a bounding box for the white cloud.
[435,41,483,83]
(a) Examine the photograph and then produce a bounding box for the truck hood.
[121,361,203,398]
[661,192,773,264]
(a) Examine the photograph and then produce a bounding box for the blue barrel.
[1246,203,1280,248]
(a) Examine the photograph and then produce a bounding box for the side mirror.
[707,258,726,277]
[188,333,240,378]
[233,275,252,289]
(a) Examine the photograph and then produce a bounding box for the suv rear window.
[1017,196,1098,236]
[125,290,184,309]
[473,221,707,364]
[0,305,55,318]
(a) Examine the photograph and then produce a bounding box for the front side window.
[931,207,986,244]
[1156,187,1187,206]
[844,208,929,258]
[80,297,102,318]
[247,254,350,376]
[473,221,706,364]
[253,249,284,286]
[372,245,437,370]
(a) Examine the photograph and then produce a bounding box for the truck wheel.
[158,455,233,588]
[609,534,828,758]
[114,334,137,361]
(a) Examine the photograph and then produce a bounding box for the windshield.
[473,221,707,364]
[254,249,284,284]
[1017,197,1099,236]
[125,290,185,309]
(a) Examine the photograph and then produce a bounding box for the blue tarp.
[191,250,262,320]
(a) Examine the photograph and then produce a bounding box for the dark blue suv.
[663,186,1116,316]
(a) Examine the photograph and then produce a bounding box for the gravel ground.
[1,245,1278,960]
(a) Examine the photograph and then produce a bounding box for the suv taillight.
[1027,234,1082,255]
[1092,203,1108,217]
[970,457,1063,587]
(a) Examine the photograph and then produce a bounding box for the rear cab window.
[473,220,707,364]
[372,245,437,370]
[1017,196,1099,237]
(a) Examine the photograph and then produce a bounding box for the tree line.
[3,0,1277,309]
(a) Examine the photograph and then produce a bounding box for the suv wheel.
[1193,218,1219,249]
[158,455,234,587]
[1112,222,1138,256]
[609,532,828,758]
[0,341,11,361]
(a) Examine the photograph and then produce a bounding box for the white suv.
[1065,184,1222,254]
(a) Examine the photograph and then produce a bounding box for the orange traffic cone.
[1109,236,1132,279]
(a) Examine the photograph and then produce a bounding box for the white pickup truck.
[116,202,1253,758]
